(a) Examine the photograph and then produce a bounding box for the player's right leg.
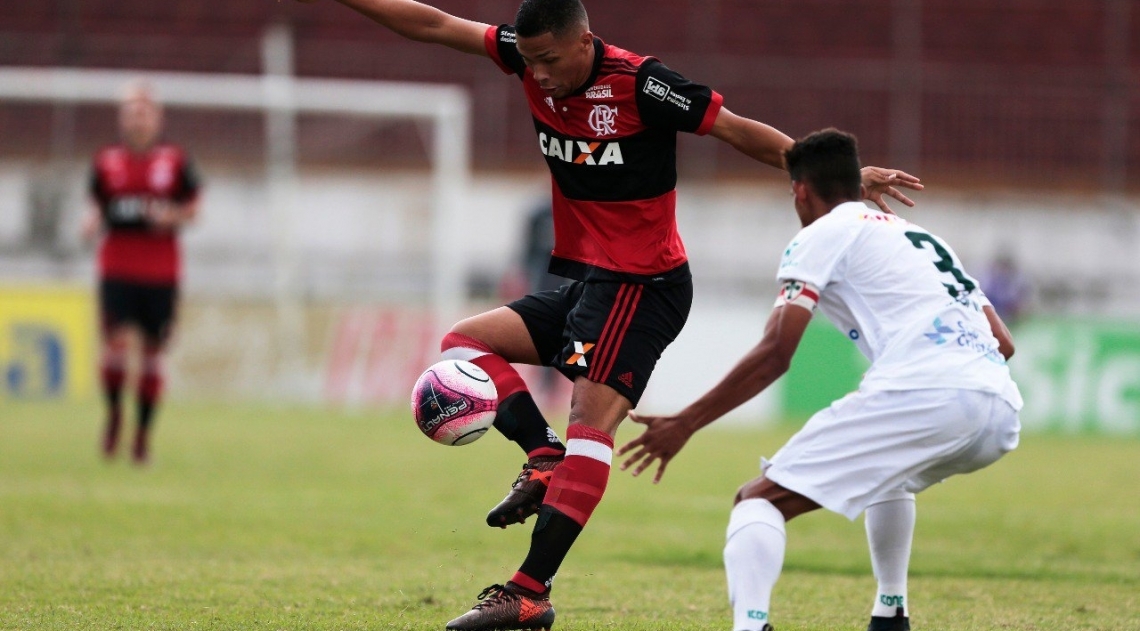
[442,303,568,527]
[97,280,131,459]
[447,377,628,631]
[724,477,820,631]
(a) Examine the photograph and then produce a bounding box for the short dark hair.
[784,128,862,205]
[515,0,589,38]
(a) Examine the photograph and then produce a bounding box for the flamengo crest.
[588,104,618,136]
[148,158,176,191]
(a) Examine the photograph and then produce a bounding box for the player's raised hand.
[861,166,922,213]
[617,411,696,484]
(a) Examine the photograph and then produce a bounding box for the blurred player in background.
[297,1,920,629]
[620,129,1021,631]
[82,82,202,465]
[979,251,1033,325]
[516,198,569,408]
[519,199,564,295]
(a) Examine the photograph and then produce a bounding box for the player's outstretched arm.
[708,107,794,170]
[707,109,923,210]
[298,0,490,56]
[617,303,813,483]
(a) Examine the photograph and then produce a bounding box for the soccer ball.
[410,360,498,446]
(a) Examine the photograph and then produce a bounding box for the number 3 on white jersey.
[904,230,977,299]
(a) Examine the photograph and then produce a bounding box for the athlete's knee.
[442,307,530,361]
[102,341,130,362]
[446,314,480,339]
[734,478,767,505]
[734,477,818,521]
[866,489,915,508]
[440,331,494,359]
[567,379,630,437]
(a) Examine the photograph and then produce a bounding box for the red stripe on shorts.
[589,284,642,384]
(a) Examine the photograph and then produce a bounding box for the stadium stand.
[0,0,1137,188]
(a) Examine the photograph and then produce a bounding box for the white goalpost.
[0,45,472,396]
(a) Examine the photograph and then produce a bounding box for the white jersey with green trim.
[777,201,1022,408]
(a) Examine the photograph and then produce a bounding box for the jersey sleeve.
[484,24,526,78]
[776,220,859,289]
[174,156,202,203]
[89,163,108,205]
[634,59,723,135]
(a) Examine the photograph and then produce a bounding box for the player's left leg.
[865,491,915,631]
[133,342,165,464]
[446,378,628,631]
[132,284,177,465]
[447,277,692,630]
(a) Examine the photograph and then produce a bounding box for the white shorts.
[763,388,1021,520]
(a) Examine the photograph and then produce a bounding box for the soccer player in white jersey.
[618,128,1022,631]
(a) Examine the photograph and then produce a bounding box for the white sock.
[725,498,786,631]
[865,492,915,618]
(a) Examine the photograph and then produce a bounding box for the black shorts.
[99,279,178,345]
[507,269,693,406]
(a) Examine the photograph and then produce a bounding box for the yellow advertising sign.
[0,285,95,400]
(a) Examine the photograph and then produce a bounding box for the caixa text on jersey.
[538,133,625,165]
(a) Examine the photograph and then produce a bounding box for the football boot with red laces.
[446,583,555,631]
[485,455,562,528]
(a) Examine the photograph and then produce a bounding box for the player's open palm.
[618,411,696,484]
[860,166,923,213]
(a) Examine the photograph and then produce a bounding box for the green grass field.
[2,399,1138,630]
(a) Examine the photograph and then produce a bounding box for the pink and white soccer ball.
[410,360,498,446]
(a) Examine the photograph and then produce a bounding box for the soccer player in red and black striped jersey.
[82,82,201,466]
[299,1,921,628]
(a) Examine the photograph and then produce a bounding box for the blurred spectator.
[979,251,1032,324]
[498,198,567,300]
[520,200,566,294]
[499,199,570,409]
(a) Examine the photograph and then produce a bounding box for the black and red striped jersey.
[485,25,723,283]
[89,144,201,284]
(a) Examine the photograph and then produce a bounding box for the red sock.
[440,332,565,456]
[511,424,613,593]
[542,424,613,526]
[440,332,527,403]
[100,359,126,415]
[137,361,164,430]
